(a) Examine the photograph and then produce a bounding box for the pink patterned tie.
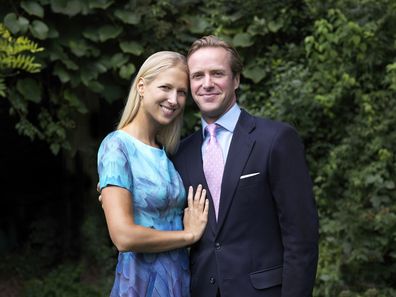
[203,124,224,220]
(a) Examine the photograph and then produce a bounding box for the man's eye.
[192,74,202,79]
[160,85,170,90]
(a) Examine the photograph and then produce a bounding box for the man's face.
[188,47,240,123]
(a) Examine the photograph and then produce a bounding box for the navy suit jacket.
[172,110,319,297]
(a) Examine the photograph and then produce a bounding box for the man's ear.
[137,77,144,97]
[233,73,240,91]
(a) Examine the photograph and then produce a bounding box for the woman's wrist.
[184,231,195,245]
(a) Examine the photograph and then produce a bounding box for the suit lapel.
[216,110,256,235]
[186,130,216,235]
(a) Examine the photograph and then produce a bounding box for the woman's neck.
[121,119,159,148]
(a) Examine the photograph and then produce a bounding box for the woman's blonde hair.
[117,51,188,154]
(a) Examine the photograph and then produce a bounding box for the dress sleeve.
[97,134,133,193]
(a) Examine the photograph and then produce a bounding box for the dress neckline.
[116,130,164,153]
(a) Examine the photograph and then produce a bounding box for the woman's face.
[138,65,188,127]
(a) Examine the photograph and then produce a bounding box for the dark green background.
[1,1,395,296]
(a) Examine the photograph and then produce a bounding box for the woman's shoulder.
[99,130,136,156]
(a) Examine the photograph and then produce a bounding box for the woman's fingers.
[197,190,206,212]
[203,199,209,219]
[189,185,207,212]
[187,186,193,209]
[193,184,202,201]
[199,189,206,205]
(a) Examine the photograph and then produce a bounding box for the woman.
[97,51,209,297]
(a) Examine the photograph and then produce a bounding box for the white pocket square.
[240,172,260,179]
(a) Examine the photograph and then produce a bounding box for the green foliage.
[0,77,5,97]
[237,2,396,296]
[1,0,395,296]
[24,264,101,297]
[0,22,43,96]
[80,214,115,286]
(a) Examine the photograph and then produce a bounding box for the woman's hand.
[183,184,209,244]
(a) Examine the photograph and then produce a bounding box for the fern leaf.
[0,77,6,97]
[0,22,44,74]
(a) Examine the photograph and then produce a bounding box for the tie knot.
[206,124,218,138]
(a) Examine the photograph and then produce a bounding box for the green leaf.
[50,0,82,17]
[62,58,79,70]
[87,81,104,93]
[53,63,71,83]
[17,16,30,34]
[68,39,95,57]
[94,62,108,73]
[98,25,123,42]
[384,181,395,190]
[243,65,266,83]
[119,41,144,55]
[88,0,114,9]
[81,66,99,85]
[17,78,42,103]
[268,20,283,33]
[186,15,210,34]
[21,1,45,18]
[233,33,254,48]
[47,26,60,38]
[50,143,61,154]
[102,83,124,103]
[109,53,129,69]
[0,78,6,97]
[4,13,20,34]
[64,89,88,113]
[119,64,136,80]
[114,9,141,25]
[83,27,99,42]
[351,35,361,46]
[30,20,49,40]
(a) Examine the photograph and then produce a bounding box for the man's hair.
[187,35,243,77]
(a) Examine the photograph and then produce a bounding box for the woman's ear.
[137,77,144,97]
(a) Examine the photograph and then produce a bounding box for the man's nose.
[203,75,214,88]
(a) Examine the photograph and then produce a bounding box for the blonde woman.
[97,51,208,297]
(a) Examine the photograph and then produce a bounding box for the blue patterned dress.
[97,130,190,297]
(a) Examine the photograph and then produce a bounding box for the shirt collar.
[202,103,241,137]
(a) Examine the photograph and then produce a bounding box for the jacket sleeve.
[268,124,319,297]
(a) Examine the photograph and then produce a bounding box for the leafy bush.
[24,264,102,297]
[1,1,395,296]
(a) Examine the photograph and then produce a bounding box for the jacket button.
[210,277,216,284]
[215,242,221,249]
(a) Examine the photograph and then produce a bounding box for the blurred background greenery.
[1,0,395,296]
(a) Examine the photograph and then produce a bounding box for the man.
[171,35,319,297]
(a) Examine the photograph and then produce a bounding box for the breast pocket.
[237,172,261,190]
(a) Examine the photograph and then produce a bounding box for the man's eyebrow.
[210,69,226,73]
[190,70,203,76]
